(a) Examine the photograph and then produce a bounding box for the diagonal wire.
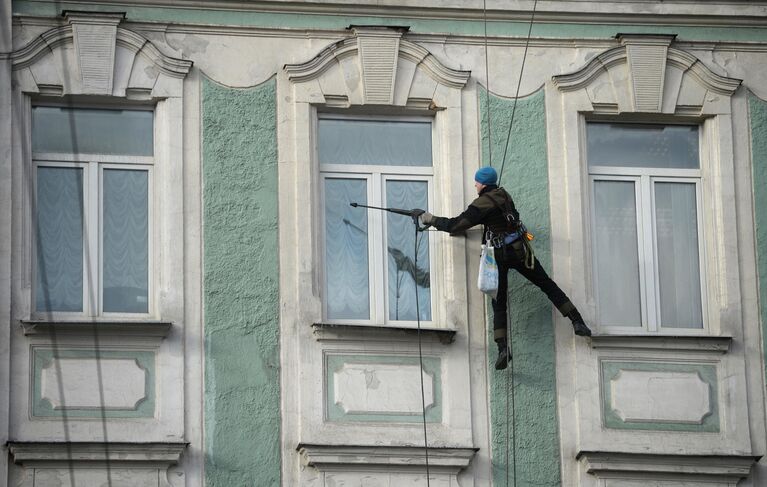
[498,0,539,183]
[414,222,431,486]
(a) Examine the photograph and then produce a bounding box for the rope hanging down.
[349,203,432,486]
[481,1,539,487]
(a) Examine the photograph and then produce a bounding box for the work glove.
[420,212,436,227]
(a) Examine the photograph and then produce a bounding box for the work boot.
[495,339,510,370]
[568,310,592,337]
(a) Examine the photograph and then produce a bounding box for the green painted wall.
[12,1,767,43]
[750,94,767,388]
[202,77,280,486]
[480,89,561,486]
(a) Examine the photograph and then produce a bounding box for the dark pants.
[492,240,576,340]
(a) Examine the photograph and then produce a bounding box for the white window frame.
[318,114,437,327]
[31,105,154,320]
[588,124,708,335]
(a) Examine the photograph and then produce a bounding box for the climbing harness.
[481,1,540,486]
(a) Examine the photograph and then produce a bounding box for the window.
[32,106,153,316]
[587,122,704,332]
[319,115,433,325]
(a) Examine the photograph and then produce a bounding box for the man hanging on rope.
[419,166,591,370]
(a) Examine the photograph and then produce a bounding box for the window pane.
[103,169,149,313]
[386,180,431,321]
[36,167,83,312]
[318,119,432,166]
[655,182,703,328]
[587,123,698,169]
[324,178,370,320]
[594,180,642,326]
[32,107,153,156]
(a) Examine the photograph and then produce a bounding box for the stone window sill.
[589,334,732,354]
[20,320,173,339]
[8,441,187,466]
[312,323,457,344]
[298,443,477,474]
[577,450,759,481]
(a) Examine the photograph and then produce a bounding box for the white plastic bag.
[477,243,499,299]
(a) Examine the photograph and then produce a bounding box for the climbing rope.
[414,224,431,486]
[481,1,540,486]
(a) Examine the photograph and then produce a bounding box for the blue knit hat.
[474,166,497,185]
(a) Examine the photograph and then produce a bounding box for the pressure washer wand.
[350,202,427,231]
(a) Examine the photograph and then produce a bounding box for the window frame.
[318,113,437,327]
[30,104,155,320]
[587,122,708,335]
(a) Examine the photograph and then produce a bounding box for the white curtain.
[32,106,153,156]
[36,167,83,312]
[654,182,703,328]
[324,178,370,320]
[318,119,432,166]
[386,180,431,321]
[103,169,149,313]
[594,180,642,326]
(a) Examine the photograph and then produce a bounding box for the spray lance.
[349,202,429,231]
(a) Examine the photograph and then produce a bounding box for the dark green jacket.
[432,185,519,237]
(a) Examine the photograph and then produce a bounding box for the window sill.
[312,323,456,344]
[298,443,477,473]
[8,441,187,466]
[589,334,732,354]
[20,319,172,338]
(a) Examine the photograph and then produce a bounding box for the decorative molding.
[40,356,148,411]
[600,361,719,432]
[66,11,123,94]
[312,323,456,344]
[298,444,477,474]
[21,320,173,338]
[589,335,732,353]
[620,34,674,112]
[11,11,192,98]
[8,442,187,466]
[325,353,442,423]
[284,28,470,99]
[552,34,742,114]
[32,348,156,418]
[354,26,403,104]
[284,37,357,82]
[577,451,759,482]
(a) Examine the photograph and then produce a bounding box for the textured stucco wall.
[480,89,562,486]
[750,94,767,388]
[202,77,280,486]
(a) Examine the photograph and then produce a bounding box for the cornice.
[285,36,469,89]
[553,44,742,95]
[284,36,355,82]
[14,0,767,28]
[298,443,477,472]
[577,451,760,481]
[11,22,192,77]
[8,442,188,466]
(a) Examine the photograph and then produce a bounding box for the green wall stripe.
[750,94,767,390]
[202,77,280,487]
[325,354,442,423]
[32,348,155,418]
[481,89,562,487]
[601,361,719,432]
[12,1,767,43]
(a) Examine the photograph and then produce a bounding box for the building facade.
[2,1,767,485]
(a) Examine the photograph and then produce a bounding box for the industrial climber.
[419,166,592,371]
